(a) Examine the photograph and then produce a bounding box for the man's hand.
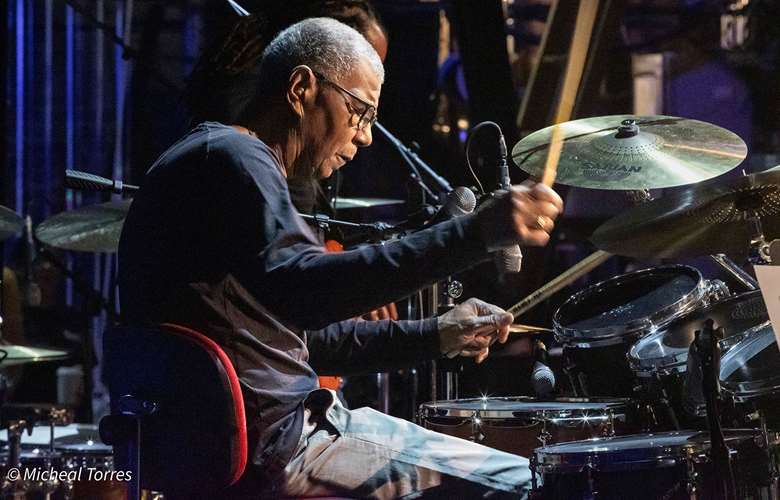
[475,182,564,250]
[437,298,514,364]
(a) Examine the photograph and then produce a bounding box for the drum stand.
[694,319,737,500]
[428,277,464,402]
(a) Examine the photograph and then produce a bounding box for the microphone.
[531,340,555,397]
[494,245,523,274]
[65,169,139,194]
[423,186,477,227]
[494,125,523,276]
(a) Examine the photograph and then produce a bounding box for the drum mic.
[494,125,523,276]
[532,340,555,397]
[424,186,476,227]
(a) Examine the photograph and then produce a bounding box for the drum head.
[554,265,705,346]
[720,321,780,401]
[630,291,768,375]
[536,430,759,472]
[420,396,632,419]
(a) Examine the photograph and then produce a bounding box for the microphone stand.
[695,319,736,499]
[374,122,451,204]
[298,213,396,243]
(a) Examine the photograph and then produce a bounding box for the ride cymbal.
[511,115,747,190]
[0,344,69,367]
[591,169,780,259]
[0,205,23,242]
[35,199,131,253]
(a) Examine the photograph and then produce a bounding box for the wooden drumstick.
[540,0,600,188]
[514,0,607,318]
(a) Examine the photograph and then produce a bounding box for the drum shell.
[554,265,713,397]
[535,430,776,500]
[419,397,643,458]
[628,291,769,427]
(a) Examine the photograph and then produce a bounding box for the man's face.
[297,59,381,179]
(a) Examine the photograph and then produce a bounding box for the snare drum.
[533,430,775,499]
[554,265,716,396]
[629,291,768,425]
[419,397,641,458]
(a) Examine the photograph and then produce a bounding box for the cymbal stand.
[710,254,758,291]
[747,215,774,264]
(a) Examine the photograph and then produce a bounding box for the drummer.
[116,17,563,499]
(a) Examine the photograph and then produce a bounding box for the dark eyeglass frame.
[312,71,378,131]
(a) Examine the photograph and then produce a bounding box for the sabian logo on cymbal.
[581,162,642,181]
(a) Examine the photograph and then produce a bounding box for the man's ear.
[287,65,316,118]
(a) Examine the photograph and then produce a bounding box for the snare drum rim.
[419,396,635,420]
[533,429,761,472]
[720,321,780,401]
[554,265,708,348]
[629,290,767,376]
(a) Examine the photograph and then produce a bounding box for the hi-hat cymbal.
[35,199,131,253]
[511,115,747,190]
[591,169,780,259]
[333,197,404,210]
[0,344,69,367]
[0,205,23,241]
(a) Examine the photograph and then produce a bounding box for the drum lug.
[580,457,598,498]
[530,453,539,491]
[537,411,552,447]
[602,410,616,437]
[684,453,698,499]
[469,411,484,443]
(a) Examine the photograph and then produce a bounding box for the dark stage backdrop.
[4,0,202,420]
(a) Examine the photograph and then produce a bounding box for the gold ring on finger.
[535,215,548,231]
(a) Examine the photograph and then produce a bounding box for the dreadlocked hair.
[184,0,384,125]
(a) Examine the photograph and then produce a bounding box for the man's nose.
[355,125,373,147]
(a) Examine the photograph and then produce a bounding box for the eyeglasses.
[313,72,378,131]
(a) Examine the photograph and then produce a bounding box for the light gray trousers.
[282,389,531,499]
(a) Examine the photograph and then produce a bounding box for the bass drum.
[419,397,643,458]
[533,430,776,500]
[629,290,768,427]
[554,265,718,397]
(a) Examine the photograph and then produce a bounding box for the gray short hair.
[257,17,384,98]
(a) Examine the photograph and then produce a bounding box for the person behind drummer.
[116,18,562,499]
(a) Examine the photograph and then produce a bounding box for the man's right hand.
[437,298,514,364]
[475,182,563,250]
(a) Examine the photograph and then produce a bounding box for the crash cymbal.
[591,169,780,259]
[35,199,130,253]
[511,115,747,190]
[0,205,22,241]
[0,344,69,367]
[333,197,405,210]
